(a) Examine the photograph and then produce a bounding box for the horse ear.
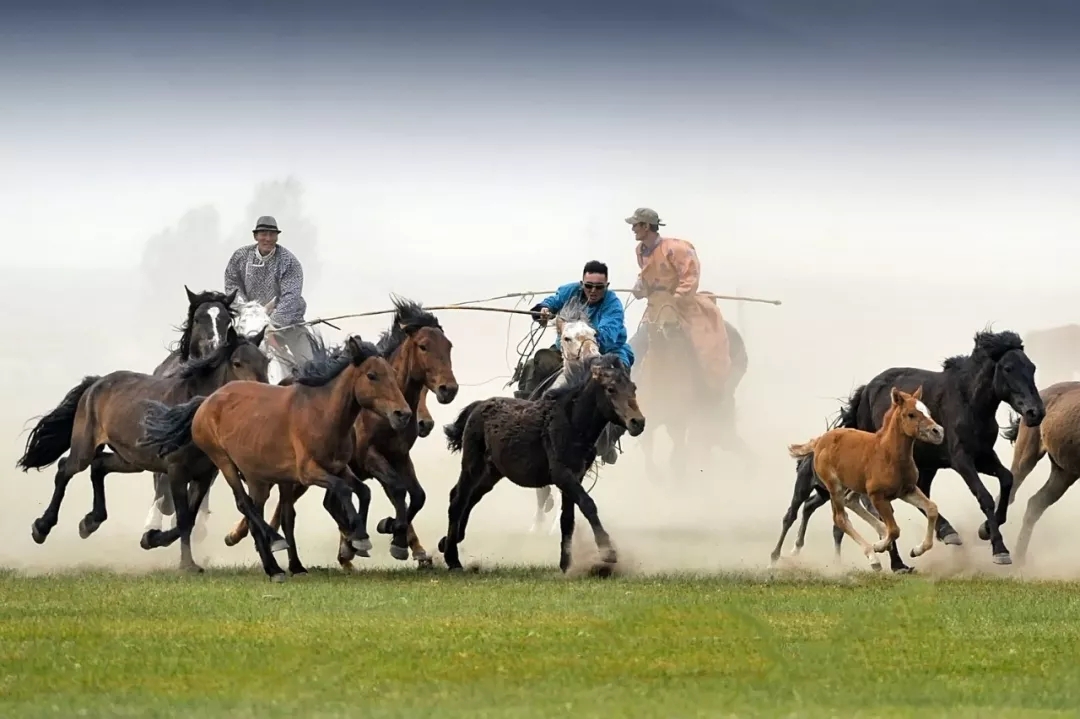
[224,289,238,307]
[185,285,197,304]
[346,335,364,363]
[890,387,903,405]
[227,325,239,344]
[590,363,603,380]
[399,322,419,336]
[264,298,277,314]
[555,317,566,335]
[250,326,266,347]
[912,385,924,401]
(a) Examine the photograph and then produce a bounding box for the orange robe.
[635,236,731,390]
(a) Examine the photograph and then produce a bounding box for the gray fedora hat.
[252,215,281,234]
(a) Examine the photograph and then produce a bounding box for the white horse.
[234,298,322,385]
[528,308,601,534]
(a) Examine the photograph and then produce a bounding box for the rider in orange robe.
[627,208,731,391]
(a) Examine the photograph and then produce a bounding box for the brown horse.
[439,354,645,573]
[633,292,750,481]
[224,298,459,568]
[416,387,435,438]
[139,335,412,580]
[786,386,944,571]
[16,327,268,571]
[999,381,1080,563]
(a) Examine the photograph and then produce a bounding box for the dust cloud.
[4,224,1080,583]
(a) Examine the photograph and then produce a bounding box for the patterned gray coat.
[223,244,307,326]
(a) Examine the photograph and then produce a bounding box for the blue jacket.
[534,282,635,368]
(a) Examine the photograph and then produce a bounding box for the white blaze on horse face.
[561,320,599,362]
[207,306,222,351]
[914,399,933,422]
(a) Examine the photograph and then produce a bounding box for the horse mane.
[294,335,380,387]
[172,289,238,360]
[177,330,252,379]
[942,329,1024,371]
[556,298,592,326]
[545,354,624,402]
[376,295,442,358]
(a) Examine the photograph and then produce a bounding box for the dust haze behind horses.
[6,263,1080,580]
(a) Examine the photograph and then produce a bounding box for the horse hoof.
[181,562,205,574]
[30,521,48,545]
[870,562,883,572]
[376,518,393,535]
[289,567,308,576]
[591,563,615,578]
[350,537,373,553]
[417,557,434,570]
[355,549,371,558]
[390,544,410,561]
[270,538,289,553]
[438,537,447,553]
[140,530,159,550]
[892,566,916,575]
[993,552,1013,566]
[941,533,963,546]
[223,533,240,547]
[977,523,990,541]
[269,573,287,583]
[78,517,98,539]
[447,564,463,572]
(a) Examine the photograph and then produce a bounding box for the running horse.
[17,326,268,571]
[140,336,411,580]
[225,297,459,568]
[141,286,237,544]
[633,292,750,480]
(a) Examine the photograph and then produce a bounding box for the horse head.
[555,316,600,363]
[382,296,459,405]
[180,286,237,361]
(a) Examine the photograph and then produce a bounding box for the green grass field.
[2,567,1079,718]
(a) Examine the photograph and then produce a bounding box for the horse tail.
[787,437,820,460]
[444,400,482,454]
[17,375,100,471]
[1001,413,1022,444]
[139,396,207,457]
[836,384,867,429]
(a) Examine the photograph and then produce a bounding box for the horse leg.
[79,451,140,538]
[975,453,1017,541]
[31,433,97,544]
[826,491,881,571]
[865,493,900,554]
[530,486,553,533]
[390,455,432,566]
[916,468,961,546]
[364,453,411,561]
[1004,424,1046,511]
[212,457,288,579]
[277,483,307,576]
[556,476,615,568]
[770,458,816,565]
[143,472,172,537]
[558,491,576,573]
[440,475,473,571]
[949,453,1012,564]
[795,488,830,557]
[332,475,372,569]
[899,488,939,558]
[439,464,501,570]
[1014,459,1078,564]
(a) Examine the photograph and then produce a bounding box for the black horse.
[142,287,237,541]
[773,329,1044,572]
[439,354,646,572]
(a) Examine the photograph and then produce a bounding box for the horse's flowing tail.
[787,437,821,460]
[836,384,867,429]
[139,397,207,457]
[16,375,100,471]
[444,401,482,453]
[1001,413,1022,444]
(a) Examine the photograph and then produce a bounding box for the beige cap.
[624,208,665,226]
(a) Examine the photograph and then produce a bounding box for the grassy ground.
[2,567,1080,718]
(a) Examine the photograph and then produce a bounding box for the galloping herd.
[12,285,1073,581]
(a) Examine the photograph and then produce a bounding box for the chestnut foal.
[787,386,945,571]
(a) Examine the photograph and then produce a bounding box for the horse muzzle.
[1019,403,1046,427]
[435,384,459,404]
[626,417,646,437]
[388,409,414,432]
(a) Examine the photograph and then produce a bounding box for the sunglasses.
[582,282,608,291]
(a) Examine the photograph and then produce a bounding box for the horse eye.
[367,372,379,381]
[419,344,429,352]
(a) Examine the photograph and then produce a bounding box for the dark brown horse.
[439,354,645,573]
[999,381,1080,563]
[225,298,459,569]
[139,336,412,580]
[16,326,268,571]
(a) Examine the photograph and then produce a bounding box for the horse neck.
[958,356,1001,413]
[183,357,231,396]
[876,408,916,460]
[301,364,365,439]
[389,341,425,410]
[564,381,612,445]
